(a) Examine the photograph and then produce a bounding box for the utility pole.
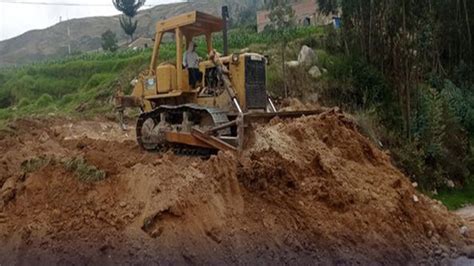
[66,11,71,55]
[67,23,71,55]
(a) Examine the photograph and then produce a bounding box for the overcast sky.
[0,0,183,41]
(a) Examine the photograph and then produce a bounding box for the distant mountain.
[0,0,258,67]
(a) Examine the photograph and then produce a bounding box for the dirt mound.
[239,109,467,263]
[0,113,470,264]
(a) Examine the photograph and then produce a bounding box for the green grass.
[434,179,474,210]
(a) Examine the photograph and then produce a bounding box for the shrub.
[84,73,115,90]
[0,89,13,108]
[391,139,429,187]
[64,157,106,182]
[323,26,343,53]
[17,98,31,108]
[9,74,36,101]
[323,55,394,115]
[0,109,12,120]
[101,30,119,52]
[58,94,75,106]
[266,62,285,97]
[393,86,471,190]
[441,80,474,136]
[21,156,51,173]
[35,94,54,108]
[285,65,316,97]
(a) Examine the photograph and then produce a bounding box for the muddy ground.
[0,110,472,265]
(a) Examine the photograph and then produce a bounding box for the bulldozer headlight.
[231,53,240,64]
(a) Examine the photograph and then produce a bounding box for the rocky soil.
[0,110,472,265]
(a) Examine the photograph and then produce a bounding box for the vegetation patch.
[20,155,106,183]
[21,156,52,174]
[435,180,474,210]
[64,157,106,183]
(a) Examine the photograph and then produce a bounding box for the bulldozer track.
[136,104,229,156]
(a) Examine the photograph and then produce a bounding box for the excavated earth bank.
[0,110,470,265]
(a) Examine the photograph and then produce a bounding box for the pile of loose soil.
[0,112,470,265]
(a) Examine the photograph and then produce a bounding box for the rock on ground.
[285,60,300,68]
[298,45,317,67]
[308,65,322,79]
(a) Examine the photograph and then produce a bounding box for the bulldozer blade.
[191,129,238,152]
[164,129,238,152]
[160,109,326,153]
[165,131,214,149]
[243,109,326,125]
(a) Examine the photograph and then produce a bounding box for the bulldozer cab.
[147,11,224,94]
[128,9,273,116]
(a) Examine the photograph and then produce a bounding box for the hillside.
[0,0,257,67]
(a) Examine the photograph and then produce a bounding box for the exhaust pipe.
[222,6,229,56]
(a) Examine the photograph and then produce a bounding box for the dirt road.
[0,112,471,265]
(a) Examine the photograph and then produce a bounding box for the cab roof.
[156,11,224,37]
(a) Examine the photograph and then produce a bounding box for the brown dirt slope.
[0,111,469,265]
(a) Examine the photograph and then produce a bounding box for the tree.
[266,0,295,98]
[237,7,257,27]
[318,0,340,15]
[317,0,473,140]
[119,16,138,42]
[101,30,119,52]
[112,0,145,17]
[267,0,295,30]
[112,0,145,42]
[236,0,265,27]
[316,0,474,189]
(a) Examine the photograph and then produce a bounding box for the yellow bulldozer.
[117,8,321,155]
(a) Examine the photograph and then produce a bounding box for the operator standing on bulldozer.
[183,41,202,89]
